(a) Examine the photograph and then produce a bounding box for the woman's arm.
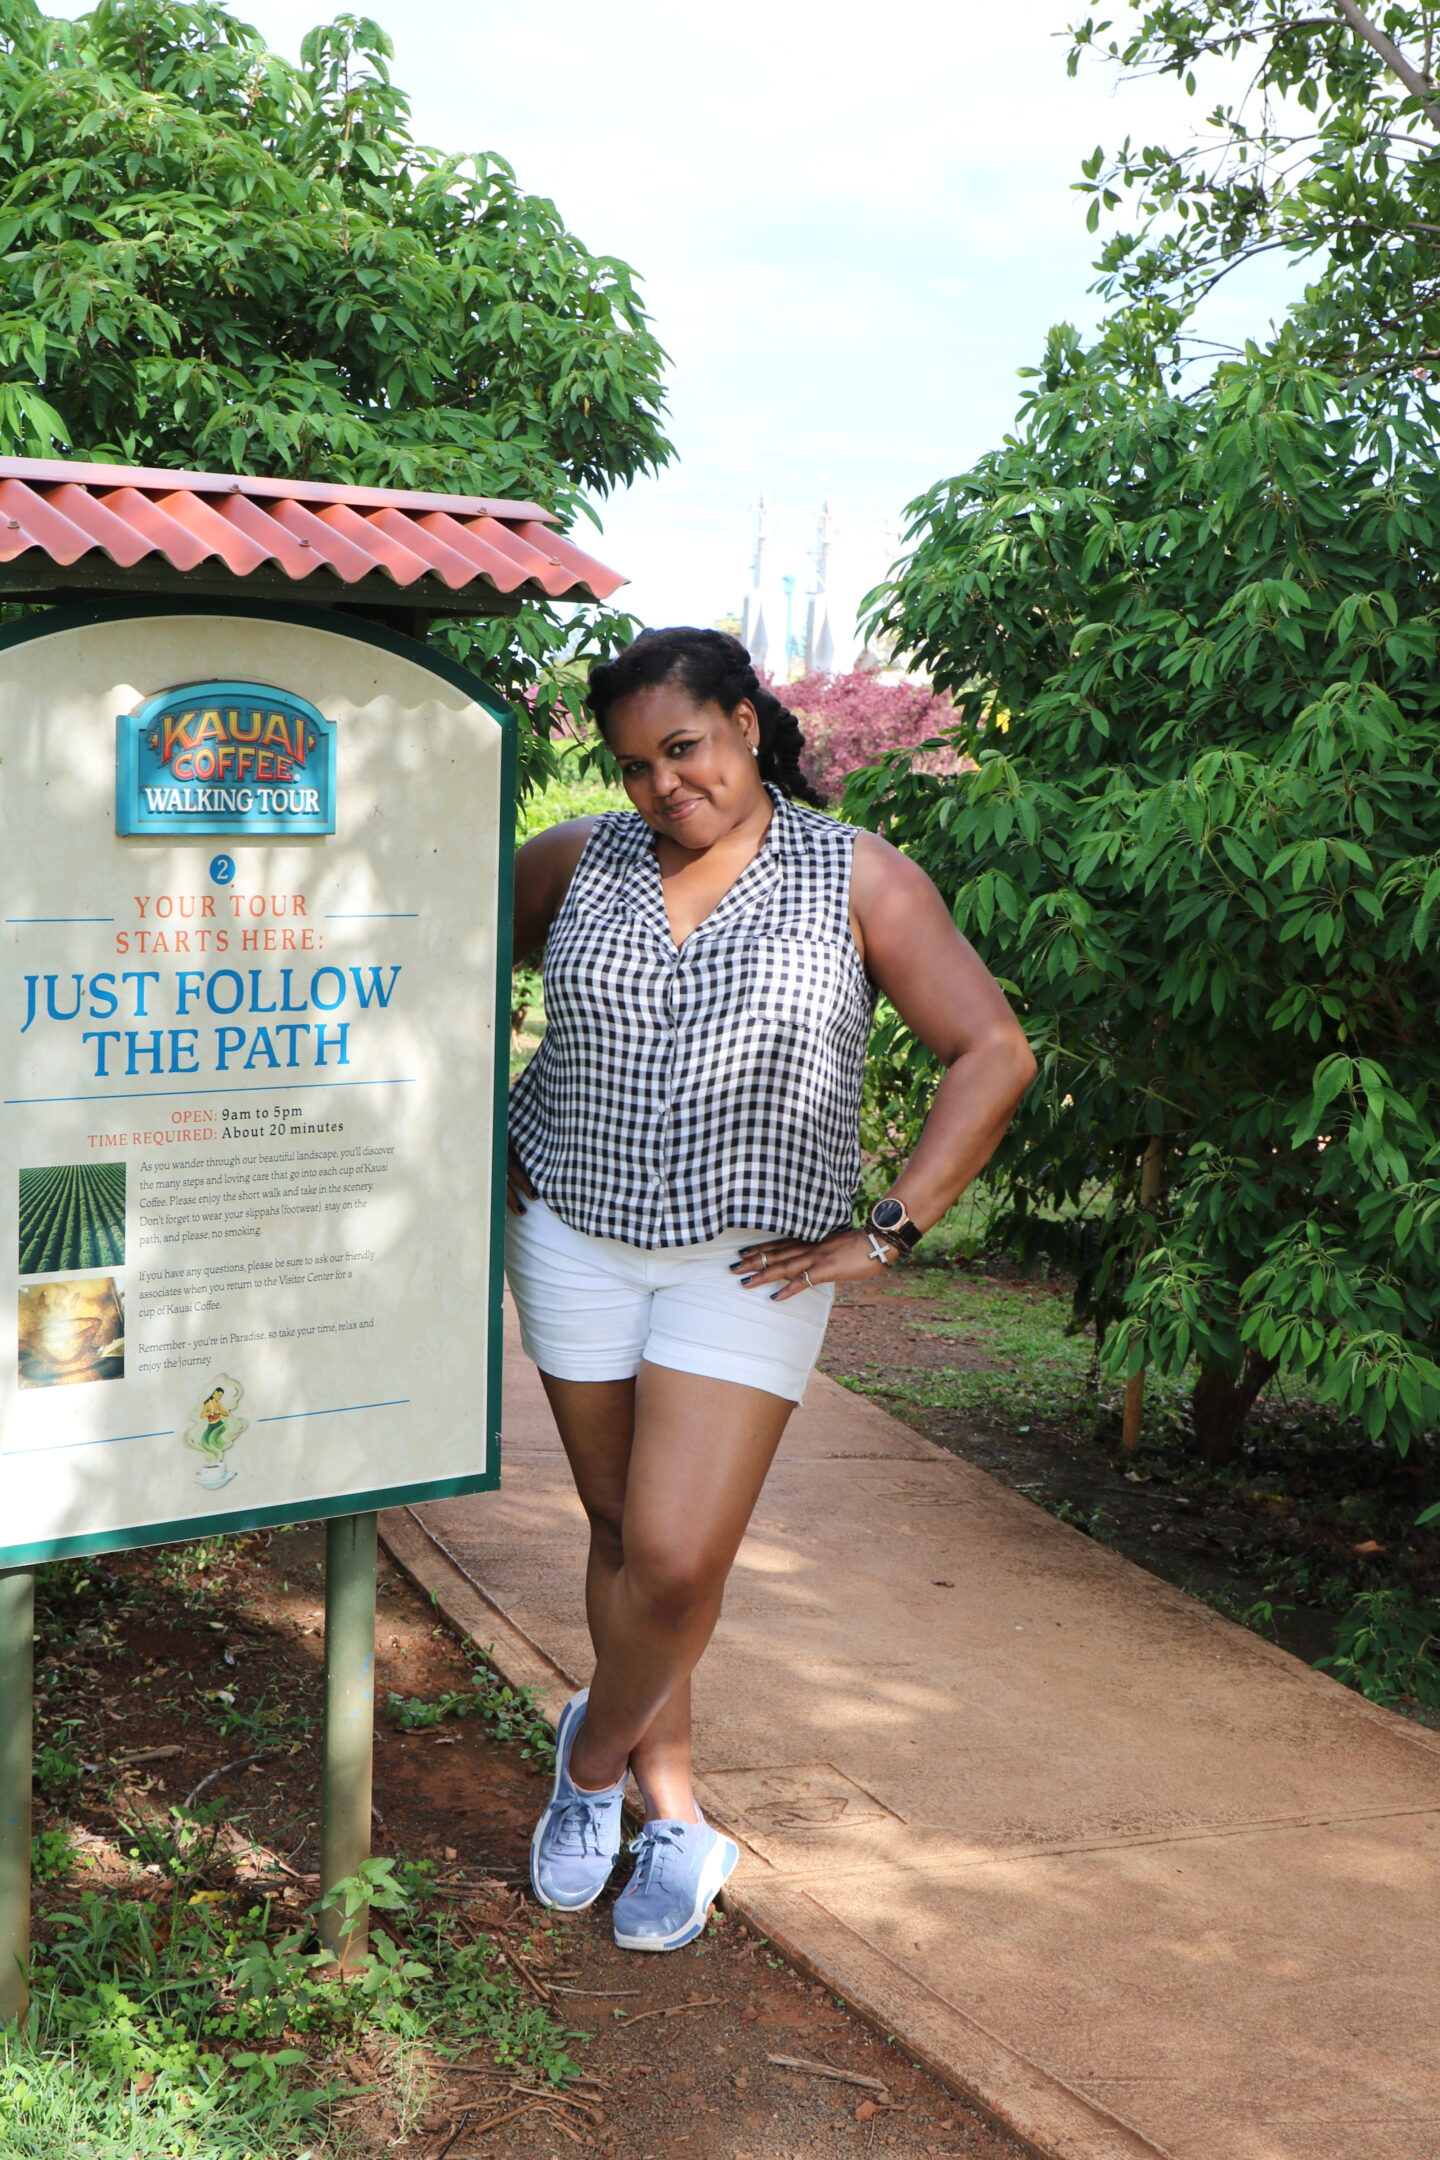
[513,816,600,965]
[848,828,1037,1233]
[508,816,600,1211]
[739,830,1035,1299]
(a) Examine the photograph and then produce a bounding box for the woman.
[506,627,1034,1952]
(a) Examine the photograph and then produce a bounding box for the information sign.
[0,602,511,1566]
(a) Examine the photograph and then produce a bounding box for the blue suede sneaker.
[611,1812,739,1952]
[529,1689,628,1912]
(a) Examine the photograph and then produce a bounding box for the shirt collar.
[614,785,793,947]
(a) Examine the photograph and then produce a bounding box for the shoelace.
[548,1794,617,1858]
[625,1822,684,1892]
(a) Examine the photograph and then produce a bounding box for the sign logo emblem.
[117,682,336,837]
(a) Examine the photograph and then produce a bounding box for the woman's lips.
[661,797,701,820]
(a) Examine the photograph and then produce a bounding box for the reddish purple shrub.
[768,670,972,796]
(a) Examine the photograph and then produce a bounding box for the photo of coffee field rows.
[18,1163,126,1275]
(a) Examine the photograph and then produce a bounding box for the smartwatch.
[868,1196,922,1254]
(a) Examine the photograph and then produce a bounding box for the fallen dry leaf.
[855,2098,878,2121]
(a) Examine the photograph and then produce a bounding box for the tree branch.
[1332,0,1440,130]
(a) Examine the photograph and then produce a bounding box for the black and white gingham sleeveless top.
[509,787,876,1248]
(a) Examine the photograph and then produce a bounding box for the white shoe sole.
[613,1832,740,1951]
[530,1688,619,1913]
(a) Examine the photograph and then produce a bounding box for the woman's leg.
[565,1360,793,1808]
[538,1371,700,1822]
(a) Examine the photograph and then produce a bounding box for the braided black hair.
[586,627,827,808]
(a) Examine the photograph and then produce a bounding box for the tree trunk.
[1191,1349,1280,1465]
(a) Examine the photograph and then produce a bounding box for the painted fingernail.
[739,1273,757,1286]
[769,1289,784,1300]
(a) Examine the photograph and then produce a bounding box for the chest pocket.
[744,932,860,1030]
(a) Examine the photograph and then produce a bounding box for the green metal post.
[319,1512,377,1970]
[0,1568,34,2027]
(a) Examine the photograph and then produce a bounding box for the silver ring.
[802,1269,813,1288]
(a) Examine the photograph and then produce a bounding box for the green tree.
[856,340,1440,1460]
[1070,0,1440,384]
[0,0,670,764]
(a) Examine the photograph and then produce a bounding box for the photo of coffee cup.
[17,1279,125,1390]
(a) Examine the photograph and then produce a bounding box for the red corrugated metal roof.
[0,455,626,604]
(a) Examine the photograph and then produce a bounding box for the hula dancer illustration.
[183,1374,249,1489]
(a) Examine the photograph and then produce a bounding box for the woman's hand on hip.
[730,1228,900,1301]
[506,1150,537,1215]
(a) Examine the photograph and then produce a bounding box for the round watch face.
[872,1199,906,1230]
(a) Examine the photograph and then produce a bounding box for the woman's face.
[605,681,766,849]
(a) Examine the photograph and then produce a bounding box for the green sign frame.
[0,597,514,1567]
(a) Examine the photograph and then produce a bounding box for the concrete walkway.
[380,1303,1440,2160]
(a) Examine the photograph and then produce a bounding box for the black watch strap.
[868,1198,922,1252]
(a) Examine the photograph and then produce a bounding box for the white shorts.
[504,1196,834,1405]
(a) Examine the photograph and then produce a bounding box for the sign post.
[319,1510,378,1969]
[0,596,516,2003]
[0,1566,32,2025]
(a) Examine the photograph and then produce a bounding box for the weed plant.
[6,1856,580,2157]
[1317,1589,1440,1707]
[33,1728,85,1804]
[1184,1581,1296,1642]
[153,1537,235,1592]
[386,1655,556,1768]
[29,1827,76,1884]
[1050,1499,1125,1553]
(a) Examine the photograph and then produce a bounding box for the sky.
[50,0,1301,660]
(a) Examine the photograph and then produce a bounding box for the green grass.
[0,2039,318,2160]
[517,756,626,839]
[7,1859,581,2159]
[841,1271,1115,1434]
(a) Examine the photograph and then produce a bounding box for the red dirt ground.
[33,1508,1028,2160]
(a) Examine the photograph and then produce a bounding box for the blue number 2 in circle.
[210,854,236,886]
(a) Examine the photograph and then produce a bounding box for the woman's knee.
[625,1542,725,1628]
[586,1503,625,1568]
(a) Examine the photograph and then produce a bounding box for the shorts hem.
[640,1344,812,1407]
[518,1342,643,1386]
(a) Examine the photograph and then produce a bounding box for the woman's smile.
[603,679,770,853]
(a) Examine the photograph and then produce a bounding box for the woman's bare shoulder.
[849,825,936,905]
[517,814,605,879]
[514,817,609,959]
